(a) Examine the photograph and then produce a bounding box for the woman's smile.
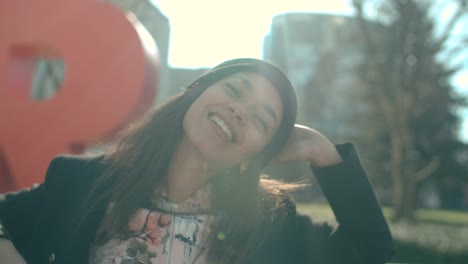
[208,112,236,143]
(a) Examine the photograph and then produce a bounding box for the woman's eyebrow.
[232,75,253,90]
[263,104,278,125]
[231,74,277,125]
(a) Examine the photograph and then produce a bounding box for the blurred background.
[10,0,468,263]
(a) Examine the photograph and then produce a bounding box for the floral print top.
[89,183,215,264]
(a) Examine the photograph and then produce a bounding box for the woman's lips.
[210,118,231,142]
[208,112,236,143]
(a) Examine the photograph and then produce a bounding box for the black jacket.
[0,143,394,263]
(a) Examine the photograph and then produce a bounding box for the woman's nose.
[228,103,247,125]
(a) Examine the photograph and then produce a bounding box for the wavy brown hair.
[86,59,305,263]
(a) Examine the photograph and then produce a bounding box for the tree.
[352,0,468,221]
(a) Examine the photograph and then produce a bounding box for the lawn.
[297,203,468,264]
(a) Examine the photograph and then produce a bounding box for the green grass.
[297,203,468,225]
[297,203,468,264]
[414,209,468,225]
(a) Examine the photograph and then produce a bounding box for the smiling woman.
[0,58,394,264]
[183,72,283,170]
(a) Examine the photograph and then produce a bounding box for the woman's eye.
[225,83,241,98]
[255,115,268,133]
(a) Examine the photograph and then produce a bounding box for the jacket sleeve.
[295,143,394,264]
[0,156,62,253]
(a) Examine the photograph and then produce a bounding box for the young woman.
[0,58,394,264]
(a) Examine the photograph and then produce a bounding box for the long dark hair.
[87,59,304,263]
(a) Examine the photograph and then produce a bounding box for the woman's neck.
[164,136,214,203]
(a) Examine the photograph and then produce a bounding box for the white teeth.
[209,114,233,142]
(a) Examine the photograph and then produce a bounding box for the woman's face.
[183,72,283,169]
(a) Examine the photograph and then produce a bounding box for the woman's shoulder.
[43,153,108,187]
[50,152,106,167]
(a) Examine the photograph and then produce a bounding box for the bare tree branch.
[414,157,440,183]
[434,0,467,49]
[352,0,376,54]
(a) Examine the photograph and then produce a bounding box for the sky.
[153,0,354,67]
[151,0,467,141]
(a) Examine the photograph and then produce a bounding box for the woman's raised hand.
[272,124,343,167]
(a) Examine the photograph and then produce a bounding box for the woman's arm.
[274,125,394,263]
[303,143,394,263]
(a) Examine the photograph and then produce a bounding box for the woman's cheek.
[244,130,268,155]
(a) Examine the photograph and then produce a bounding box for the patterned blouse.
[89,183,215,264]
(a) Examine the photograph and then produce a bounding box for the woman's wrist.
[308,144,343,167]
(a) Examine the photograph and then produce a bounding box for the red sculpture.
[0,0,159,191]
